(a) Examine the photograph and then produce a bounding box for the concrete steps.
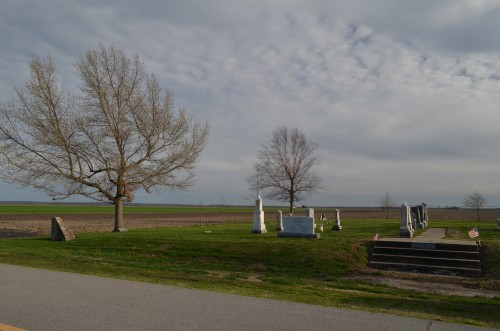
[368,235,481,277]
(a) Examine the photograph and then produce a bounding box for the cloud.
[1,1,500,206]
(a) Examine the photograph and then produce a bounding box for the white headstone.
[399,202,414,238]
[276,210,284,231]
[306,208,314,218]
[332,209,342,231]
[252,196,267,234]
[421,203,429,228]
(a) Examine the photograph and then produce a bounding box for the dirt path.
[352,275,499,298]
[0,212,251,237]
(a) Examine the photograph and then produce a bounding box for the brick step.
[370,253,481,269]
[368,261,482,277]
[372,246,479,260]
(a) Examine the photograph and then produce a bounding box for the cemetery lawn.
[0,219,498,328]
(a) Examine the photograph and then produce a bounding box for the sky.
[1,0,500,207]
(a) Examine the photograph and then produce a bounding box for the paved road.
[0,264,496,331]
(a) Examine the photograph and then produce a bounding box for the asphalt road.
[0,264,496,331]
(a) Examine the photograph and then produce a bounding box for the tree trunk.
[289,191,294,214]
[113,198,127,232]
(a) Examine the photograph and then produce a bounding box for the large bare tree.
[247,127,322,213]
[0,44,209,232]
[463,191,488,222]
[377,191,394,219]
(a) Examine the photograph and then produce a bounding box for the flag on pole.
[373,233,379,241]
[468,227,479,239]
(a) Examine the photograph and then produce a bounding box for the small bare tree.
[463,191,488,221]
[247,127,322,213]
[0,44,209,232]
[377,191,394,219]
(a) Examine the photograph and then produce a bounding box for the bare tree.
[0,44,209,232]
[244,171,263,205]
[463,191,488,221]
[377,191,394,219]
[247,127,322,213]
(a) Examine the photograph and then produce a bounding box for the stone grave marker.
[410,206,422,229]
[278,209,320,238]
[332,209,342,231]
[251,196,267,234]
[421,203,429,228]
[411,203,428,229]
[51,217,75,242]
[276,210,284,231]
[399,202,414,238]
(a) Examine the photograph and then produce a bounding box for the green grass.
[0,219,498,328]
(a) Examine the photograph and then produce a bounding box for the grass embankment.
[0,218,498,328]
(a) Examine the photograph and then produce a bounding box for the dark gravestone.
[51,217,75,242]
[410,206,423,229]
[410,204,428,229]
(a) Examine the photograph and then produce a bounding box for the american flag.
[468,227,479,239]
[373,233,379,241]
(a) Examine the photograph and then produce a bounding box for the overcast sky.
[2,0,500,207]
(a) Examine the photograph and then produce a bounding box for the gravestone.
[399,202,414,238]
[410,206,423,229]
[421,203,429,228]
[278,214,320,239]
[497,218,500,229]
[51,217,75,242]
[276,210,284,231]
[306,208,314,218]
[411,203,429,229]
[332,209,342,231]
[251,196,267,234]
[408,203,415,234]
